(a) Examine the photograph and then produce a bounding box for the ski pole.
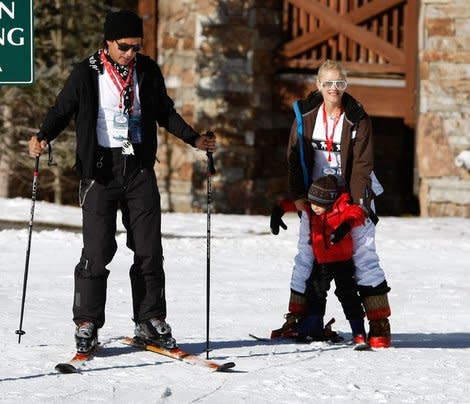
[16,155,40,343]
[205,131,216,359]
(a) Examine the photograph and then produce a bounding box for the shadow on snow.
[2,332,469,382]
[181,332,470,352]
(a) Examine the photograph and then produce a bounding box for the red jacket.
[308,193,365,264]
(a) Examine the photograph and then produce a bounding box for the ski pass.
[112,112,129,140]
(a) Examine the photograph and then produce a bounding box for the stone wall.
[417,0,470,217]
[156,0,287,213]
[156,0,470,217]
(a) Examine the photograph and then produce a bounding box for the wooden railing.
[277,0,418,126]
[279,0,416,77]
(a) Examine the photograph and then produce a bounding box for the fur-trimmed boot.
[287,289,306,316]
[271,290,306,339]
[363,294,391,348]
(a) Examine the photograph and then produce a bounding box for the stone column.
[417,0,470,217]
[157,0,286,213]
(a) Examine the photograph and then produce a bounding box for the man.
[28,10,216,353]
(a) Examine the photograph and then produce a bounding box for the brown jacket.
[287,91,374,208]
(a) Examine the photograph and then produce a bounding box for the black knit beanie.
[307,175,339,208]
[104,10,143,40]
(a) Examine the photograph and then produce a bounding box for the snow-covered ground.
[1,197,470,403]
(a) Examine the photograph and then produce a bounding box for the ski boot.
[368,319,391,348]
[363,294,392,348]
[75,321,98,354]
[349,318,367,344]
[271,312,302,339]
[134,318,177,349]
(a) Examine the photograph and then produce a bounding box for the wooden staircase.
[276,0,418,127]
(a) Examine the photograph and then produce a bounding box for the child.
[272,175,367,344]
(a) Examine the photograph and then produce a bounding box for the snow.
[1,196,470,403]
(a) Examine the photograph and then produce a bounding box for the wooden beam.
[138,0,158,60]
[275,80,409,120]
[281,0,406,58]
[347,85,407,119]
[286,0,406,64]
[278,58,406,74]
[403,0,418,127]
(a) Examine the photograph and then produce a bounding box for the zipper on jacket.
[322,213,329,250]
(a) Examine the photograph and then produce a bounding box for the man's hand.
[28,135,47,157]
[195,133,216,152]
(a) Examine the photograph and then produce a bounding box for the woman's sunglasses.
[116,41,142,53]
[320,80,348,91]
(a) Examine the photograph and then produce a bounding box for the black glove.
[330,222,351,244]
[270,205,287,235]
[360,205,379,225]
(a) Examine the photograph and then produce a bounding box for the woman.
[275,60,391,348]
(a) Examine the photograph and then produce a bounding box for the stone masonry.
[155,0,470,217]
[156,0,287,213]
[417,0,470,216]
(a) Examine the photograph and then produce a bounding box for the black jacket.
[39,53,200,178]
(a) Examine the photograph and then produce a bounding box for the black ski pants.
[305,259,364,320]
[73,147,166,328]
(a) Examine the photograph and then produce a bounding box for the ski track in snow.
[1,198,470,402]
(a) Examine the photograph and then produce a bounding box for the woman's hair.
[317,60,348,81]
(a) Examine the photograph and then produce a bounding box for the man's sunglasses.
[320,80,348,91]
[116,41,142,53]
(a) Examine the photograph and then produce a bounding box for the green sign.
[0,0,34,85]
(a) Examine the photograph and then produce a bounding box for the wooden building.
[138,0,470,217]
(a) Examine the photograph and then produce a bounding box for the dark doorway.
[372,117,419,216]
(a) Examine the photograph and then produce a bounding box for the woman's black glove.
[270,205,287,235]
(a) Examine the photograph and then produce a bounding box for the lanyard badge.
[112,112,129,141]
[100,50,135,154]
[322,103,343,162]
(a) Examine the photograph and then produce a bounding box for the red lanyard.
[100,50,135,112]
[322,103,343,161]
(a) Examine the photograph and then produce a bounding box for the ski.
[248,333,272,342]
[249,333,344,344]
[55,345,101,374]
[248,333,319,344]
[353,342,373,351]
[121,337,235,372]
[250,317,344,345]
[250,333,372,351]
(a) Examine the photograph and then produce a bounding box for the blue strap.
[293,100,310,189]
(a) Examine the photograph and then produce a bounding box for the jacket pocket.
[79,179,95,207]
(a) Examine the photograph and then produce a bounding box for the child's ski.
[249,333,372,351]
[352,342,373,351]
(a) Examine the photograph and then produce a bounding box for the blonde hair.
[317,60,347,81]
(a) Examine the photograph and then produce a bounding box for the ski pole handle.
[205,131,216,176]
[34,154,40,174]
